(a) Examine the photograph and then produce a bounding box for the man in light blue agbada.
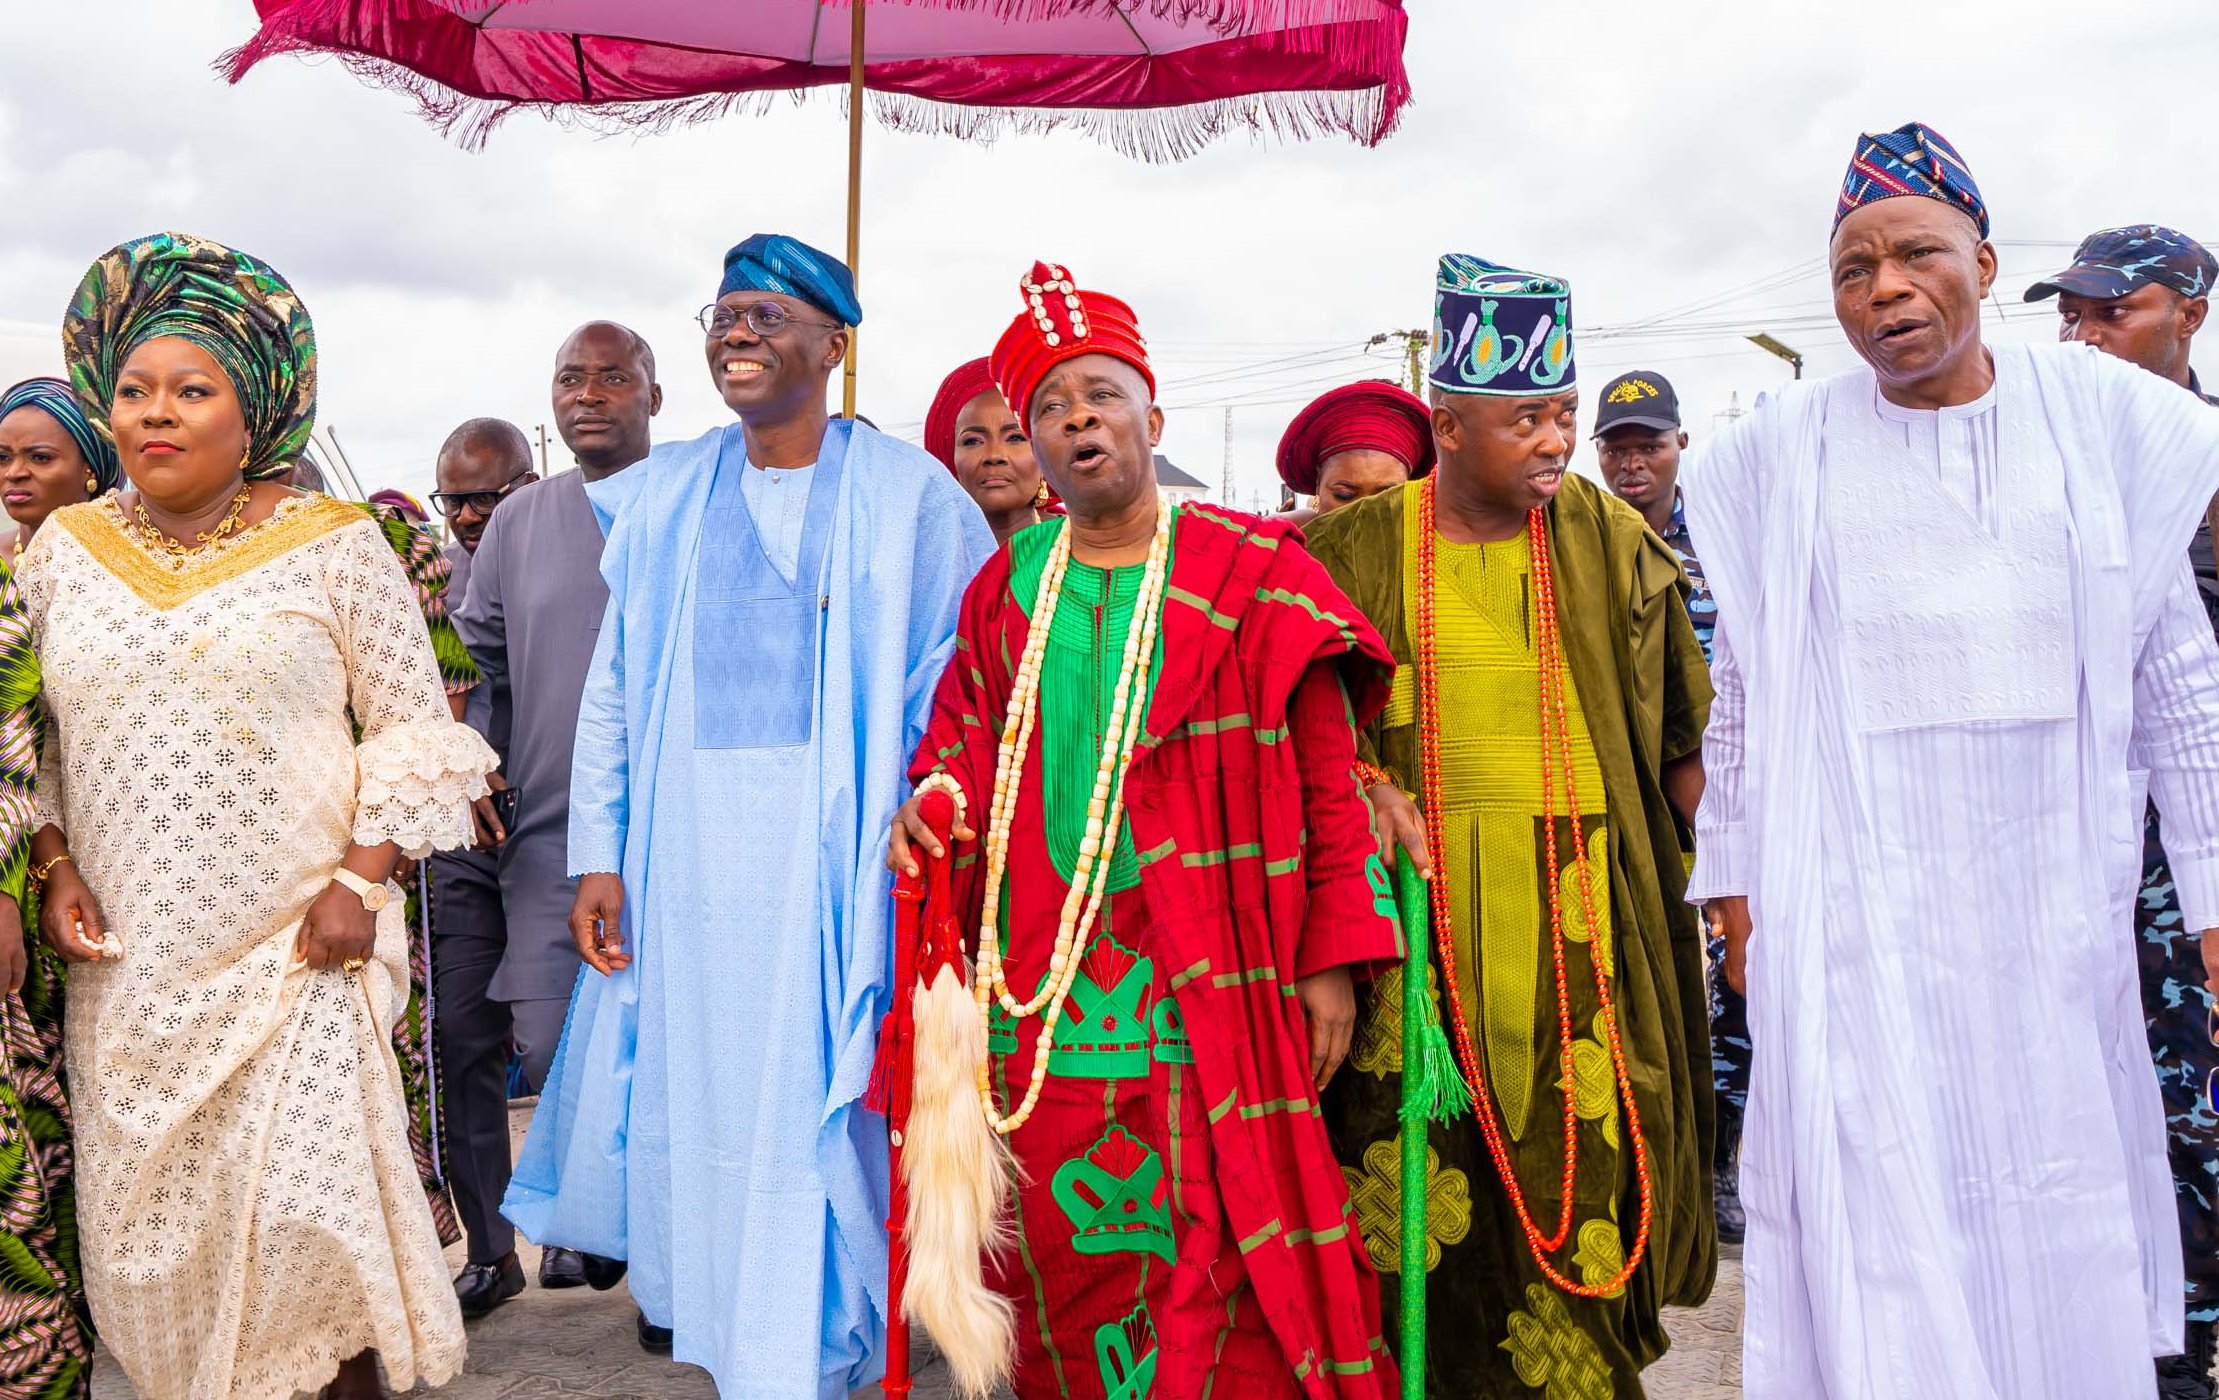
[504,233,994,1394]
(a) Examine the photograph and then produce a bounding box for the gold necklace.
[129,483,255,558]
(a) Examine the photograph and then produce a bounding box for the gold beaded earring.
[1033,480,1052,507]
[84,474,98,494]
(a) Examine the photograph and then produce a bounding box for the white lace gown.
[19,495,493,1399]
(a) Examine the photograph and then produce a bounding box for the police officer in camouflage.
[1593,370,1747,1245]
[2033,225,2219,1399]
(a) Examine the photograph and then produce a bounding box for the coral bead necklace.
[973,504,1175,1135]
[1414,475,1654,1298]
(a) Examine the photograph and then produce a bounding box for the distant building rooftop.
[1154,455,1208,491]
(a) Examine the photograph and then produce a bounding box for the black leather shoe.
[582,1252,628,1292]
[637,1310,675,1355]
[2158,1321,2217,1400]
[539,1246,587,1289]
[455,1252,525,1319]
[1713,1172,1746,1247]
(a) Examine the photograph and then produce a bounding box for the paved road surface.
[93,1105,1745,1398]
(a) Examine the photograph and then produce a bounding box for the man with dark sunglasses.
[503,234,992,1390]
[421,416,539,1319]
[431,463,534,554]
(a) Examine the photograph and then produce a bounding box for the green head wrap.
[64,231,317,481]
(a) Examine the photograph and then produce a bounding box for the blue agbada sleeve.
[904,470,995,750]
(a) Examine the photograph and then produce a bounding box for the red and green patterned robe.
[911,504,1402,1400]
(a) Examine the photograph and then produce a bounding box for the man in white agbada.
[1686,121,2219,1399]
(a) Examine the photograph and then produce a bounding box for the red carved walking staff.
[867,786,975,1396]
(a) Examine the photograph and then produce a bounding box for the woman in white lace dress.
[21,233,492,1399]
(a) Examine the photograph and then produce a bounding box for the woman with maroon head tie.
[926,357,1053,545]
[1275,379,1435,528]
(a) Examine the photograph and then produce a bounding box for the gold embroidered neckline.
[53,494,365,612]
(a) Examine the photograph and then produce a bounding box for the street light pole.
[1747,332,1804,379]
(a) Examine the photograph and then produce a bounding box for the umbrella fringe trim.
[221,49,1406,160]
[346,0,1403,38]
[867,87,1403,161]
[219,0,1410,156]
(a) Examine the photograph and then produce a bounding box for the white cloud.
[2,0,2215,507]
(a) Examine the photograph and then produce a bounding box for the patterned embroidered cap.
[1429,255,1575,397]
[1836,121,1989,239]
[989,262,1154,428]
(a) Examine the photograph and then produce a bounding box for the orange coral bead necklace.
[1413,474,1654,1298]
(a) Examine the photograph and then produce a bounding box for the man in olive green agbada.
[1310,254,1715,1398]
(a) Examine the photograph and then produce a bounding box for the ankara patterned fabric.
[1306,476,1716,1397]
[910,506,1403,1399]
[363,502,478,696]
[20,495,491,1398]
[63,232,317,481]
[0,560,91,1396]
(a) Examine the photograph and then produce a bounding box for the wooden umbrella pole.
[841,0,864,419]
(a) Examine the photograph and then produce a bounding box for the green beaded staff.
[1394,850,1469,1400]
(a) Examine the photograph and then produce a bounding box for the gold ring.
[341,958,367,974]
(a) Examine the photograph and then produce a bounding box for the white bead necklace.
[973,504,1174,1135]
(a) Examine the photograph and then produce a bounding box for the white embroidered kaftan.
[20,495,494,1400]
[1683,343,2219,1400]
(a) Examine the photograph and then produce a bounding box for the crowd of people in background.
[0,119,2217,1400]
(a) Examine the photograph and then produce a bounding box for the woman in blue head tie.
[0,378,120,564]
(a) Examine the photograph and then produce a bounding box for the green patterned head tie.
[64,232,317,481]
[1429,254,1576,398]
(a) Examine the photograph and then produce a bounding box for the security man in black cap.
[2033,226,2219,1400]
[1593,369,1746,1246]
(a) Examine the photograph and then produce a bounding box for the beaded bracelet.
[1354,759,1400,794]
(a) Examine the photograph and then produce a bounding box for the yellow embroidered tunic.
[1310,476,1718,1400]
[1417,528,1618,1150]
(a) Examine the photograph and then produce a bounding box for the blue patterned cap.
[1836,122,1988,239]
[1429,256,1575,397]
[717,233,862,327]
[2025,225,2216,303]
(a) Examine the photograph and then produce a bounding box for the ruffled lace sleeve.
[328,520,496,857]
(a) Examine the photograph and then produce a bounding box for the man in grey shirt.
[427,417,538,1316]
[453,323,661,1308]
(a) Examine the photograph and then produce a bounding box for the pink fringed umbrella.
[223,0,1412,413]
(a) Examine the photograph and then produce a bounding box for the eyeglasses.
[429,467,533,518]
[695,301,839,339]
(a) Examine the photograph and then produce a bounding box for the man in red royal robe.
[887,262,1402,1400]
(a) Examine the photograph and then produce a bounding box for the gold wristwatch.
[331,868,391,913]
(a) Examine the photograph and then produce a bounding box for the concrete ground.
[92,1104,1746,1398]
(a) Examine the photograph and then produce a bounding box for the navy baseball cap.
[2025,225,2217,303]
[1592,371,1681,437]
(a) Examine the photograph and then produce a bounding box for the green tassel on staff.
[1394,851,1468,1400]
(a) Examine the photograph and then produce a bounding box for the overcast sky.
[4,0,2216,508]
